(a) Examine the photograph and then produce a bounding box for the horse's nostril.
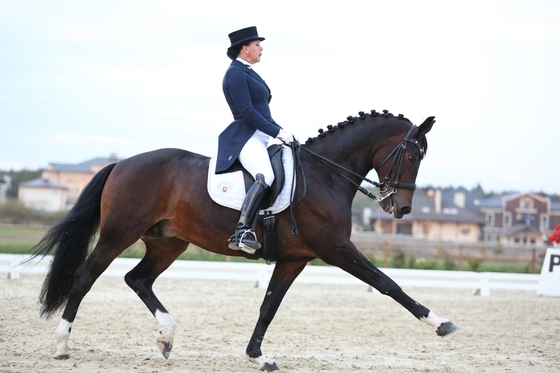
[401,206,411,214]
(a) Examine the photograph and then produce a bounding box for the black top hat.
[228,26,265,48]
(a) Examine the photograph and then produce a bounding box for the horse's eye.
[407,155,417,164]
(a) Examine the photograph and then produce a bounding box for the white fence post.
[257,265,272,289]
[472,272,490,296]
[9,256,22,280]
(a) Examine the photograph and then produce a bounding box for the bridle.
[288,123,425,204]
[376,123,426,193]
[285,123,425,235]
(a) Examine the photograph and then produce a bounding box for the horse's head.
[374,116,435,219]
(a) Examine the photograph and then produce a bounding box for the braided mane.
[304,109,412,145]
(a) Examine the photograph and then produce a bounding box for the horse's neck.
[307,121,388,177]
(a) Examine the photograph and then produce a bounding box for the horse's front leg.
[319,240,458,337]
[247,260,308,372]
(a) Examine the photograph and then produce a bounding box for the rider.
[215,26,295,254]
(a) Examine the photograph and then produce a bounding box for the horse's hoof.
[53,354,70,360]
[157,340,173,359]
[260,362,280,371]
[436,321,458,337]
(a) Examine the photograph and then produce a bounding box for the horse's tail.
[29,162,117,318]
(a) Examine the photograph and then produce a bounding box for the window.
[443,207,458,215]
[485,233,498,242]
[486,212,495,226]
[520,197,533,210]
[503,213,511,227]
[397,222,412,235]
[541,215,549,229]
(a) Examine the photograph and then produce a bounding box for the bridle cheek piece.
[378,124,424,194]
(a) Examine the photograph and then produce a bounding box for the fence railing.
[351,232,547,273]
[0,254,541,297]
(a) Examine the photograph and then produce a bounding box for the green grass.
[0,226,49,255]
[0,225,263,263]
[0,225,543,272]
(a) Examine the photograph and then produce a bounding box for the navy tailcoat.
[215,60,282,174]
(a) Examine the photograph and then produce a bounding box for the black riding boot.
[228,173,269,254]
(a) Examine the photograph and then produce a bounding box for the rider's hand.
[277,129,295,144]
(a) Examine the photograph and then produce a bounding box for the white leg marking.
[155,309,176,358]
[53,319,73,359]
[248,354,277,370]
[420,311,449,330]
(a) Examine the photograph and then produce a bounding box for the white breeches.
[238,130,275,185]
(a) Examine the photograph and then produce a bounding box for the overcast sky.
[1,0,559,194]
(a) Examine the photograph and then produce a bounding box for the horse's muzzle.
[380,195,412,219]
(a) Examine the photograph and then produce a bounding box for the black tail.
[29,163,117,318]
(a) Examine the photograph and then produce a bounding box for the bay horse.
[31,110,457,371]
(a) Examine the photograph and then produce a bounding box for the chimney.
[435,189,442,214]
[454,192,465,208]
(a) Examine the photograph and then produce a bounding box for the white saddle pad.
[207,146,295,214]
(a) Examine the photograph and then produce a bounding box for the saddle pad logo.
[219,181,233,193]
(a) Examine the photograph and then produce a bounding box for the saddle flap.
[259,144,285,209]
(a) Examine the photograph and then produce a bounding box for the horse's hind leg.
[124,238,187,359]
[54,237,134,359]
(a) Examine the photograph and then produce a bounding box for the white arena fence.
[0,254,541,297]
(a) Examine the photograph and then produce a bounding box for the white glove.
[277,129,294,144]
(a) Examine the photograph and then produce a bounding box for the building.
[479,192,560,247]
[0,174,11,204]
[18,178,68,212]
[18,154,120,211]
[363,188,560,247]
[365,187,485,242]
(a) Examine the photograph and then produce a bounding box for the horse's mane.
[304,109,411,144]
[304,109,428,158]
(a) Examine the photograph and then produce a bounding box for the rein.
[285,123,423,234]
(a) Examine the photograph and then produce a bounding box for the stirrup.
[228,229,260,254]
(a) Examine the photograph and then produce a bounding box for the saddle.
[207,144,294,214]
[207,144,295,262]
[226,144,285,209]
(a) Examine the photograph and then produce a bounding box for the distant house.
[365,187,485,242]
[479,192,560,247]
[18,178,68,212]
[18,154,120,211]
[0,174,11,204]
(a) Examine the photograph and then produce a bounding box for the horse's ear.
[417,116,435,137]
